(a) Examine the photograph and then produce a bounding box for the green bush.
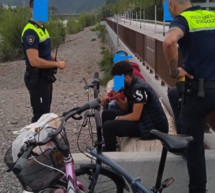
[0,8,29,61]
[99,49,113,85]
[98,24,106,43]
[92,23,106,43]
[67,17,83,34]
[46,19,66,49]
[0,5,4,21]
[67,13,99,35]
[79,13,97,28]
[0,8,66,62]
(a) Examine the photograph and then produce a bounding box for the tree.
[49,4,57,15]
[101,6,113,17]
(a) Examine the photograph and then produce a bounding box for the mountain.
[0,0,106,13]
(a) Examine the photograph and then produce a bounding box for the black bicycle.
[74,72,194,193]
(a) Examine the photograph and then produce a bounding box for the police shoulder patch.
[26,35,35,45]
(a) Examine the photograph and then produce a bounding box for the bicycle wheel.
[75,165,124,193]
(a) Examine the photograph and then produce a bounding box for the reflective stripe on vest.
[180,9,215,32]
[21,23,50,43]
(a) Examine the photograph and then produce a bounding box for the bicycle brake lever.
[17,136,36,157]
[82,111,95,127]
[25,136,36,145]
[17,144,28,158]
[82,117,88,127]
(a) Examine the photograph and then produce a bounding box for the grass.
[99,49,113,85]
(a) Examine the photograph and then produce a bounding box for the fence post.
[140,8,142,29]
[117,15,120,50]
[154,4,157,34]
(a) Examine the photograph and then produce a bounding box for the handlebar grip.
[92,72,100,98]
[89,98,100,108]
[77,103,90,114]
[77,98,100,114]
[63,99,100,121]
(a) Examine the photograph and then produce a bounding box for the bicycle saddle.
[150,130,193,154]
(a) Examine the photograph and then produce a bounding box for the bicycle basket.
[4,113,66,192]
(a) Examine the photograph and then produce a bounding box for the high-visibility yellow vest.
[180,9,215,32]
[178,8,215,80]
[21,22,50,43]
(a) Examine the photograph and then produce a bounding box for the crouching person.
[100,61,168,151]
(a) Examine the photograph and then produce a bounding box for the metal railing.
[106,18,215,131]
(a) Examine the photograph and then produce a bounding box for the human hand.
[177,67,194,80]
[111,91,125,102]
[57,61,66,69]
[99,95,109,106]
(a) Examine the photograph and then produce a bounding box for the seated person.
[100,61,169,151]
[106,51,145,110]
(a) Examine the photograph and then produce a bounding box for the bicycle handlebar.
[16,98,101,161]
[63,98,100,120]
[83,72,100,99]
[88,147,153,193]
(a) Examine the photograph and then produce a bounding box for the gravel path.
[0,26,105,192]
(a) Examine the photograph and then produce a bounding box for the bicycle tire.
[75,164,124,193]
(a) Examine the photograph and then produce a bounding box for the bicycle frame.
[53,72,102,193]
[22,137,85,193]
[88,147,152,193]
[64,155,80,193]
[51,121,85,193]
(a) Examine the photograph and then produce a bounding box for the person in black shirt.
[100,61,168,151]
[22,0,66,122]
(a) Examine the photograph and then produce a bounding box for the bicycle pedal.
[161,177,174,188]
[151,178,174,192]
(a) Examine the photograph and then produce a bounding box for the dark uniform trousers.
[102,109,141,151]
[178,89,215,193]
[24,73,53,123]
[168,88,181,133]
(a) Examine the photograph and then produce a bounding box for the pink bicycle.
[4,98,126,193]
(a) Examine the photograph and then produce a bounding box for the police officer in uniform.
[22,0,65,123]
[100,61,168,151]
[163,0,215,192]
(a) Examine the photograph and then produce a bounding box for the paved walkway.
[110,17,170,40]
